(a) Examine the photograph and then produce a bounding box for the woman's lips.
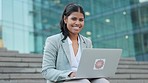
[73,27,79,30]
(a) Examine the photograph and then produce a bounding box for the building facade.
[0,0,34,53]
[0,0,148,61]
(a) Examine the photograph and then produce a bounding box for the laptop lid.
[76,48,122,78]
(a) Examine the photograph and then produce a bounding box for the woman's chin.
[71,32,79,35]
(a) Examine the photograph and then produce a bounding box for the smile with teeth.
[73,27,80,30]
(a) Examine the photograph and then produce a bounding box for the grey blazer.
[42,33,92,83]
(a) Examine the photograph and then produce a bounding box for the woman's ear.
[64,16,67,24]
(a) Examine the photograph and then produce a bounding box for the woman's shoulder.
[45,33,63,45]
[79,34,92,48]
[46,33,62,40]
[79,34,92,44]
[79,34,91,41]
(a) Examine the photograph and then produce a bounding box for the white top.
[67,37,81,72]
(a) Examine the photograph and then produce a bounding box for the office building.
[0,0,148,61]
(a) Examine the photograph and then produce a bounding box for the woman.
[42,3,110,83]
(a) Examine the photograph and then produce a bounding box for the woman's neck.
[69,34,78,41]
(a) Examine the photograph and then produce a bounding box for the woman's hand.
[68,72,76,78]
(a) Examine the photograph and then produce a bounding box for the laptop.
[60,48,122,81]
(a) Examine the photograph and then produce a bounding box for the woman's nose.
[75,20,80,24]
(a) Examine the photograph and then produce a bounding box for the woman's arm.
[42,37,71,82]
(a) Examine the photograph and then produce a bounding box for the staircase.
[0,48,148,83]
[109,58,148,83]
[0,48,45,83]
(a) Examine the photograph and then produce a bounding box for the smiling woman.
[41,3,109,83]
[64,12,84,35]
[60,3,85,41]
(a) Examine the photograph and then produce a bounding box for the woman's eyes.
[71,17,84,22]
[79,19,84,22]
[71,17,77,21]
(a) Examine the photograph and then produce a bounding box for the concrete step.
[0,52,19,56]
[0,80,46,83]
[110,73,148,79]
[120,58,136,61]
[116,69,148,74]
[109,79,148,83]
[0,53,42,58]
[0,49,19,53]
[0,48,7,52]
[0,62,41,68]
[118,65,148,69]
[0,68,41,73]
[0,74,43,80]
[0,57,42,63]
[119,60,148,65]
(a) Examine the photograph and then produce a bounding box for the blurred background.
[0,0,148,61]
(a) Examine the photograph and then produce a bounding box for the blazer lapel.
[79,35,87,51]
[61,39,72,65]
[60,34,87,65]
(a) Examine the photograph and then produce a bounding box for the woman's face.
[64,12,84,35]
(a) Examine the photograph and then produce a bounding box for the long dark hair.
[60,3,85,41]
